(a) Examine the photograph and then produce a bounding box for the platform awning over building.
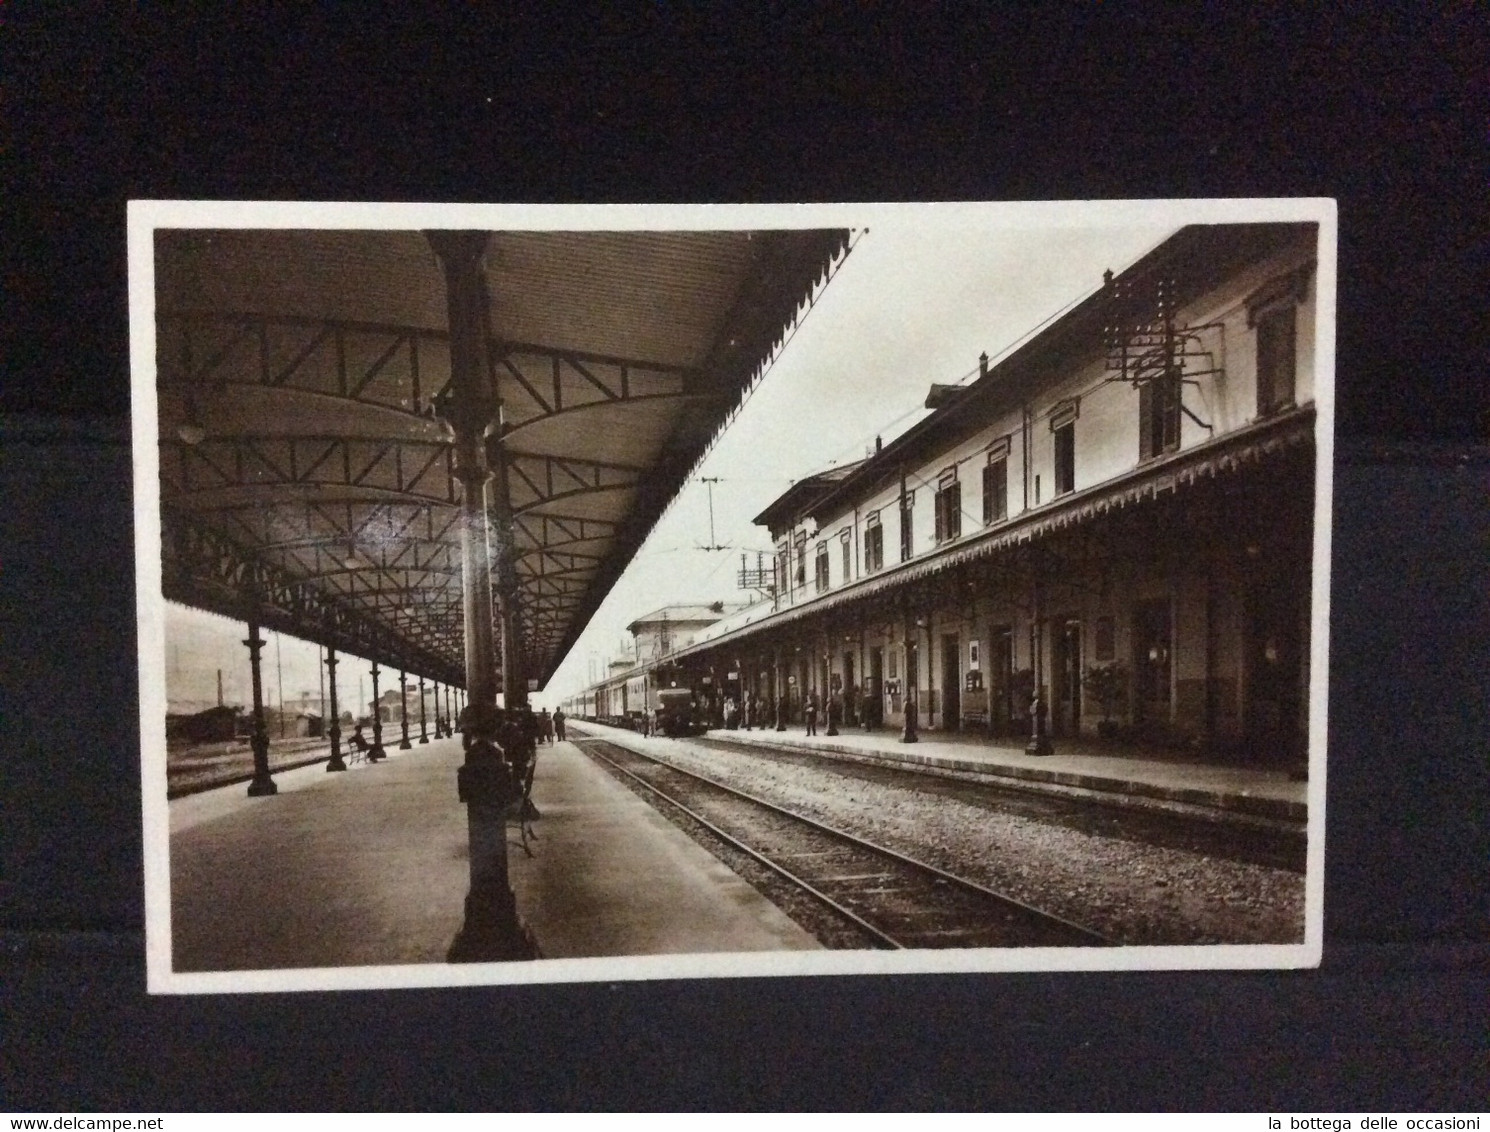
[668,404,1316,657]
[154,227,850,687]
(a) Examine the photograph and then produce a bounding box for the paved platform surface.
[167,734,816,972]
[689,722,1310,825]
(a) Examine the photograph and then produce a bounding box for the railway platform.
[167,733,818,973]
[693,724,1310,826]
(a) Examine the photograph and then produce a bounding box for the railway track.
[573,730,1110,951]
[693,732,1306,873]
[166,738,340,798]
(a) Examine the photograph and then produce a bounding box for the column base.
[246,775,278,796]
[368,744,386,762]
[326,756,347,772]
[447,892,540,963]
[1025,736,1054,756]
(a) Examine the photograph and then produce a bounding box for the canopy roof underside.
[154,227,850,688]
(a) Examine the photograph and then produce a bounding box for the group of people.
[534,707,567,744]
[713,690,845,736]
[720,693,764,731]
[344,706,568,754]
[493,705,568,749]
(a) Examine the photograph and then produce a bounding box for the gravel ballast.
[599,730,1305,946]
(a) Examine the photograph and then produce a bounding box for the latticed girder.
[504,452,647,518]
[158,310,705,427]
[163,508,465,684]
[162,435,459,510]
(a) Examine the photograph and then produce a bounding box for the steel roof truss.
[506,453,643,517]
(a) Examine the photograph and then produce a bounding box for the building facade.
[624,223,1322,767]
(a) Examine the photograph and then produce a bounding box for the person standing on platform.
[805,692,818,736]
[540,708,554,745]
[553,707,566,742]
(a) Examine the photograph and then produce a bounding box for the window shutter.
[1162,376,1180,451]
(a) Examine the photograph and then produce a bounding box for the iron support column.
[430,229,534,963]
[325,647,346,772]
[398,669,412,749]
[419,676,429,743]
[368,662,386,761]
[1026,571,1054,755]
[900,609,919,743]
[244,618,278,795]
[487,434,525,711]
[774,648,786,731]
[825,633,839,736]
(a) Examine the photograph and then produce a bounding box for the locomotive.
[564,668,712,738]
[654,686,707,738]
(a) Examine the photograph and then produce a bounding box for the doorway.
[989,625,1014,735]
[1133,599,1173,737]
[868,646,884,728]
[1246,576,1303,763]
[941,633,961,731]
[1053,617,1082,736]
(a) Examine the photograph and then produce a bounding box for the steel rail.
[574,736,903,949]
[573,729,1111,948]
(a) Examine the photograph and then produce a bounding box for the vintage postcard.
[131,199,1334,993]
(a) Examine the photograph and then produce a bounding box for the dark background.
[4,9,1486,1110]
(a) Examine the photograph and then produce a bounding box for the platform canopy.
[154,227,850,689]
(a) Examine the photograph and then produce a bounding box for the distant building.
[625,603,746,665]
[166,705,244,744]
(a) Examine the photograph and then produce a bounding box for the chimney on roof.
[979,351,989,379]
[875,435,882,454]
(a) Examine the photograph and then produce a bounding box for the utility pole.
[700,476,725,551]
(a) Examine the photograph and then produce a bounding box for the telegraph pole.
[700,476,725,550]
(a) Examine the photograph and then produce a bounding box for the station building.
[658,223,1320,765]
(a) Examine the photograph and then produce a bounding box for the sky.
[163,215,1175,714]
